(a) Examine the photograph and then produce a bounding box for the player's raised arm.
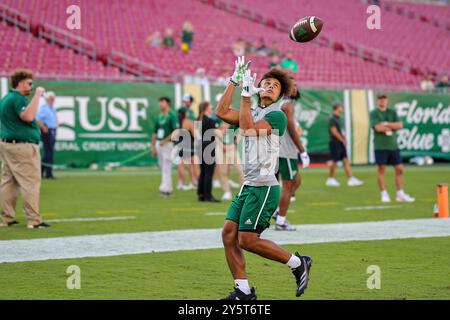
[216,56,249,125]
[216,83,240,125]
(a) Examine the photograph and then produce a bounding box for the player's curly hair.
[258,67,293,99]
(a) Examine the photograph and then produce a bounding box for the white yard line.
[205,212,226,216]
[1,218,449,263]
[345,205,402,211]
[46,216,136,223]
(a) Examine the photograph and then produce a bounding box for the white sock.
[234,279,251,294]
[286,254,302,269]
[381,190,389,196]
[397,189,404,196]
[276,215,286,225]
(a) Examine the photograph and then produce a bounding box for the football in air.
[289,16,324,42]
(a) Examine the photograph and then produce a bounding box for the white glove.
[241,70,265,97]
[230,56,250,87]
[300,152,310,168]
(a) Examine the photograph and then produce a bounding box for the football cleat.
[221,287,257,300]
[275,223,296,231]
[291,252,312,297]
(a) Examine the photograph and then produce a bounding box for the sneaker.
[221,287,257,300]
[347,177,363,186]
[291,252,312,297]
[326,177,340,187]
[396,193,415,202]
[181,184,194,191]
[27,222,51,229]
[228,180,240,189]
[213,179,221,189]
[275,222,296,231]
[381,192,391,203]
[0,220,19,227]
[290,196,296,202]
[222,192,232,201]
[204,197,221,203]
[177,183,184,190]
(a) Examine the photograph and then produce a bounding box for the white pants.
[156,141,173,193]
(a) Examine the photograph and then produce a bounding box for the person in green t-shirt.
[370,93,415,203]
[216,57,311,300]
[326,102,363,188]
[280,52,298,73]
[162,28,175,48]
[0,69,50,229]
[151,97,179,196]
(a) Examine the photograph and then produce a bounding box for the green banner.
[294,89,344,153]
[383,91,450,160]
[34,80,175,167]
[3,78,447,168]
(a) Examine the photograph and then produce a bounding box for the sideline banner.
[1,77,448,167]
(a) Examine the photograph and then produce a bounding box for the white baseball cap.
[182,93,193,102]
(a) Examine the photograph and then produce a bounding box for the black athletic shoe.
[204,197,221,203]
[221,287,257,300]
[27,222,51,229]
[291,252,312,297]
[0,220,19,227]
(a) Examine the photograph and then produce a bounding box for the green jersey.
[0,90,40,143]
[179,106,195,121]
[241,100,287,187]
[154,110,179,141]
[370,107,400,150]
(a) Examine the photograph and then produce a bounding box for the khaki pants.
[0,142,42,226]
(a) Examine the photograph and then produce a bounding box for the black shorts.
[178,148,195,159]
[375,149,402,165]
[329,141,347,161]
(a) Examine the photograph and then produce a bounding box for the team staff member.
[197,101,220,202]
[326,102,363,187]
[0,69,50,229]
[151,97,179,196]
[37,91,58,179]
[370,93,414,203]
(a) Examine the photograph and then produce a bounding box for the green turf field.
[0,165,449,299]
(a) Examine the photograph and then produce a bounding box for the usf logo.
[39,96,149,142]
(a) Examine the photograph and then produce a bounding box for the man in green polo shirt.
[370,93,415,203]
[179,93,196,121]
[0,69,50,229]
[151,97,179,196]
